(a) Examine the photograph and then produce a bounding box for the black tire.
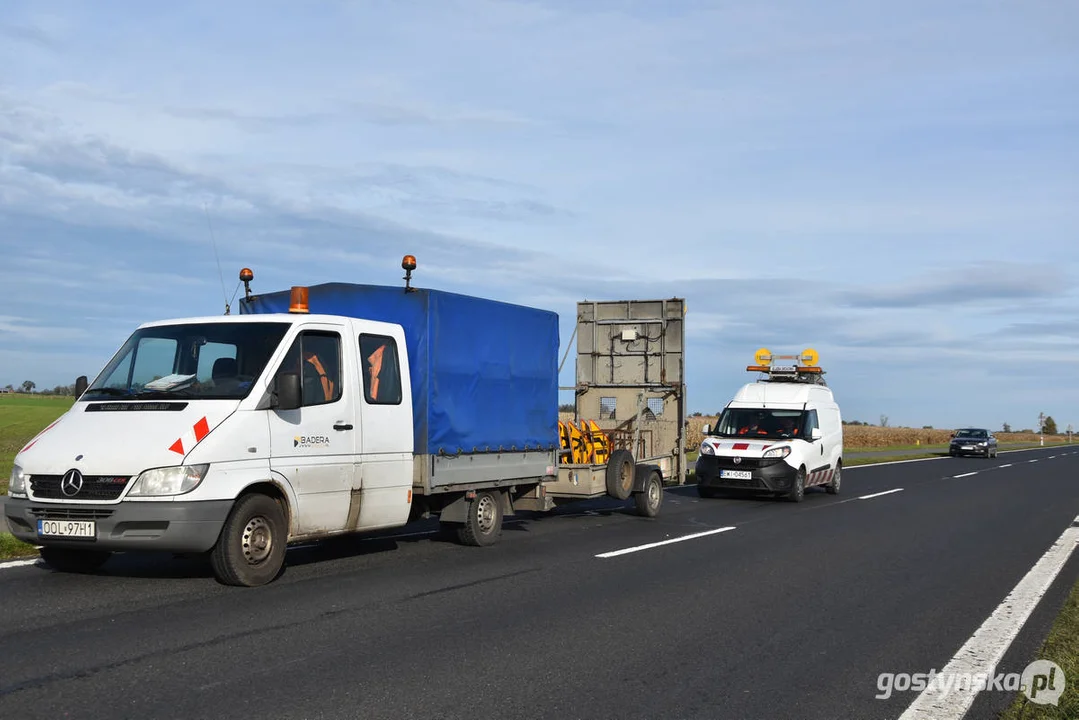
[605,449,635,501]
[457,490,503,547]
[697,484,718,499]
[826,461,842,495]
[787,466,806,503]
[39,547,111,574]
[634,470,663,518]
[210,493,288,587]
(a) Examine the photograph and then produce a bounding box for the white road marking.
[1029,459,1039,463]
[999,464,1012,468]
[1049,456,1056,459]
[858,488,904,500]
[846,456,946,470]
[899,514,1079,720]
[952,472,978,478]
[595,526,736,558]
[0,557,41,570]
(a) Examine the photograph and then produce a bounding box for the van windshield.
[712,408,810,440]
[82,322,291,401]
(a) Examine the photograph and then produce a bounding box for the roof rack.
[746,347,828,386]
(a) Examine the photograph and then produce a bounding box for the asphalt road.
[2,446,1078,720]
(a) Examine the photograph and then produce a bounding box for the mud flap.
[633,464,662,492]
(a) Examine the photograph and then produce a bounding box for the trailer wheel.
[634,470,663,518]
[457,490,503,547]
[605,449,635,501]
[39,547,111,574]
[210,493,287,587]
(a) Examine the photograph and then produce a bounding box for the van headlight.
[128,464,209,497]
[8,464,27,496]
[700,442,715,456]
[762,446,791,459]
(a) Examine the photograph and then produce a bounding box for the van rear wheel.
[211,493,287,587]
[456,490,503,547]
[826,462,842,495]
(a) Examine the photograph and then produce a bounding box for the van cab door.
[267,324,358,535]
[350,322,414,531]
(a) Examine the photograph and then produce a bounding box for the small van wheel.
[40,547,111,574]
[826,462,842,495]
[787,467,806,503]
[457,490,503,547]
[635,470,663,517]
[211,493,287,587]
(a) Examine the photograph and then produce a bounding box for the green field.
[1,394,73,558]
[1,394,73,495]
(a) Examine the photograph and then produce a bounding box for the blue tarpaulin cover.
[239,283,560,456]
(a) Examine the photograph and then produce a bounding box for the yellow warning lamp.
[754,347,772,366]
[801,348,819,367]
[402,254,418,292]
[289,286,310,314]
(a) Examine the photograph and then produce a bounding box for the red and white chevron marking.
[808,467,835,485]
[168,417,211,456]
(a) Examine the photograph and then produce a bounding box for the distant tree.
[1020,429,1033,434]
[923,425,933,430]
[690,411,702,417]
[21,380,35,393]
[879,414,889,428]
[1044,416,1058,434]
[558,403,574,413]
[1002,422,1012,433]
[3,384,12,392]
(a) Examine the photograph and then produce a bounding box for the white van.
[695,349,843,502]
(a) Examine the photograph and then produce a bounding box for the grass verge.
[998,578,1079,719]
[0,532,37,560]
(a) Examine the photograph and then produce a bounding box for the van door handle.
[334,423,353,431]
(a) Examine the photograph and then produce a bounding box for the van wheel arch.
[239,481,293,534]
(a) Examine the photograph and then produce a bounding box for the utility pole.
[1038,412,1046,446]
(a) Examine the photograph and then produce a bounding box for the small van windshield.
[712,408,810,439]
[83,322,291,401]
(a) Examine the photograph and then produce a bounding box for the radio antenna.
[203,201,231,314]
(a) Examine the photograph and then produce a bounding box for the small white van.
[696,349,843,502]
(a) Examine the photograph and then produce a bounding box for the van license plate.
[961,445,974,451]
[37,520,95,539]
[720,470,752,480]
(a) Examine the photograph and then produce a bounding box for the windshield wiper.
[83,387,131,398]
[131,390,196,400]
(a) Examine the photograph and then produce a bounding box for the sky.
[1,0,1077,431]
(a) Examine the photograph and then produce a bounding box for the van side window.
[359,334,402,405]
[803,409,819,436]
[275,330,343,407]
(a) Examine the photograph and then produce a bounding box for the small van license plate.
[720,470,752,480]
[37,520,95,539]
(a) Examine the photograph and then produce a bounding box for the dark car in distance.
[949,428,998,458]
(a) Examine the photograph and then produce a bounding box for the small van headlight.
[700,442,715,456]
[762,446,791,459]
[128,464,209,497]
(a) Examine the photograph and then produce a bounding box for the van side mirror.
[274,372,302,411]
[701,423,711,435]
[811,427,823,441]
[74,376,88,398]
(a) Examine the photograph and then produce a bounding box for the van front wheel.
[787,467,806,503]
[211,493,287,587]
